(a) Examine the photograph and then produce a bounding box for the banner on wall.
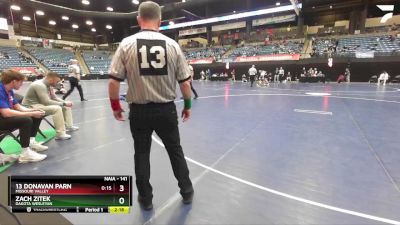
[11,67,37,75]
[252,14,296,27]
[188,57,214,64]
[355,51,375,58]
[0,18,9,39]
[212,21,246,32]
[234,54,300,62]
[179,27,207,37]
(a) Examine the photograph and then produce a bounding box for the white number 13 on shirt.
[139,45,166,69]
[137,39,168,76]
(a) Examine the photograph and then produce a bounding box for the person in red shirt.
[337,74,345,83]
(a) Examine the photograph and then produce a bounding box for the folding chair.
[0,129,21,154]
[38,116,56,139]
[369,75,378,83]
[391,75,400,83]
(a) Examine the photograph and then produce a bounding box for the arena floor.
[5,80,400,225]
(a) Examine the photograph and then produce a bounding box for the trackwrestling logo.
[377,4,395,23]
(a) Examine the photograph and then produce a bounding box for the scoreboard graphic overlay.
[8,176,132,213]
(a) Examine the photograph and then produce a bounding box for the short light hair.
[138,1,161,20]
[46,72,61,79]
[1,69,25,84]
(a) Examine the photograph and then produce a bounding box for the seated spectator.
[55,78,66,95]
[267,73,273,82]
[0,70,48,163]
[35,67,45,79]
[22,72,79,141]
[337,74,345,83]
[259,70,266,80]
[286,72,292,82]
[377,71,390,86]
[242,74,248,82]
[200,70,206,80]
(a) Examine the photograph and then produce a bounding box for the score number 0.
[118,185,125,205]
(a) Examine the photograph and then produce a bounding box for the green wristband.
[184,99,192,110]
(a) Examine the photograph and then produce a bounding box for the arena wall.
[190,57,400,82]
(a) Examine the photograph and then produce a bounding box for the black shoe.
[137,196,153,211]
[182,191,194,205]
[81,99,88,101]
[194,96,199,99]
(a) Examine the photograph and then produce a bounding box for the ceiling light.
[10,5,21,11]
[91,28,96,32]
[106,25,112,29]
[377,5,395,12]
[106,7,114,11]
[86,20,93,25]
[276,2,280,6]
[22,16,31,21]
[36,10,45,16]
[49,20,56,25]
[72,24,79,29]
[182,0,186,2]
[62,16,69,21]
[132,0,139,5]
[82,0,90,5]
[330,5,333,9]
[169,21,175,25]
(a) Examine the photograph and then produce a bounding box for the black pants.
[129,102,193,201]
[190,81,199,98]
[63,77,84,100]
[0,116,42,148]
[250,75,255,87]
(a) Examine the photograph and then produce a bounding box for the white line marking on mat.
[182,93,400,104]
[305,92,332,96]
[147,127,264,225]
[150,135,400,224]
[294,109,333,115]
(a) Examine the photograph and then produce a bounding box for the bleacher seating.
[228,41,303,58]
[337,35,400,56]
[0,46,35,70]
[82,51,112,75]
[184,47,228,60]
[314,35,400,57]
[312,38,338,56]
[27,47,75,75]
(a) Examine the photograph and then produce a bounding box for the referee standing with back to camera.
[108,1,194,211]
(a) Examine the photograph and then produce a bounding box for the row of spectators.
[184,47,228,60]
[230,40,303,58]
[38,59,68,68]
[300,67,327,78]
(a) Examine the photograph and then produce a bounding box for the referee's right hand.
[113,109,125,121]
